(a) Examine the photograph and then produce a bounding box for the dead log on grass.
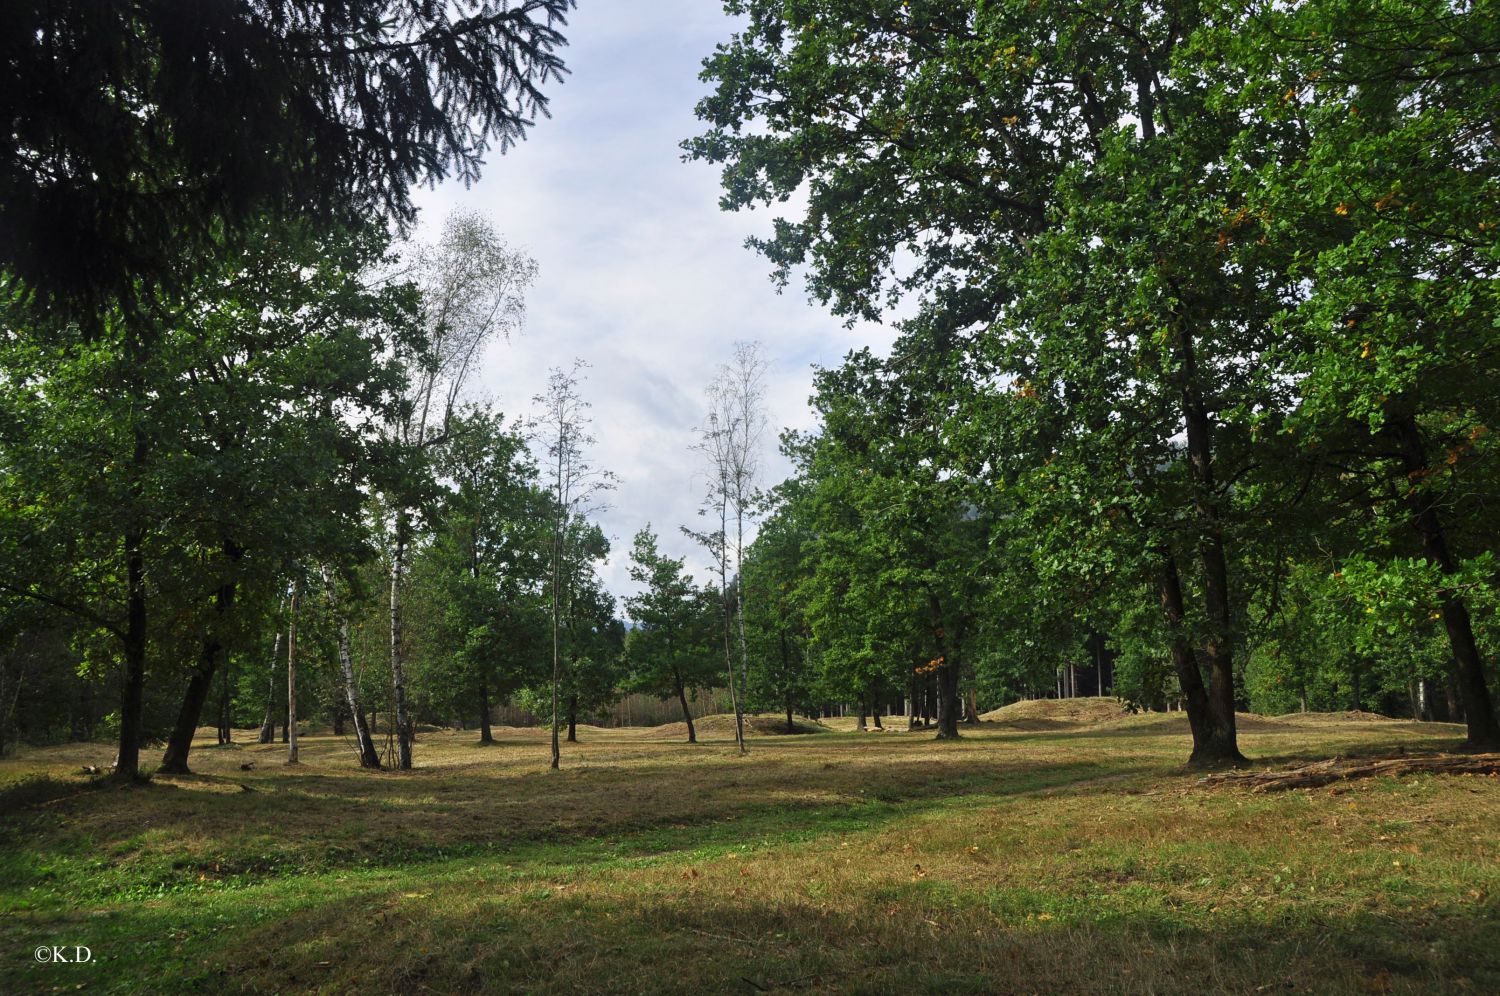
[1203,753,1500,792]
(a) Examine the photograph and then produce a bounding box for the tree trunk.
[907,671,919,731]
[871,694,883,730]
[964,686,979,724]
[389,520,415,769]
[258,628,281,743]
[1174,324,1245,766]
[566,694,578,743]
[934,661,961,739]
[159,661,215,774]
[286,580,300,765]
[786,703,795,734]
[217,660,232,745]
[161,572,238,773]
[673,668,696,743]
[1392,413,1500,747]
[478,678,494,745]
[1158,550,1229,765]
[550,518,562,770]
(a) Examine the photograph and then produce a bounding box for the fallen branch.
[1202,752,1500,792]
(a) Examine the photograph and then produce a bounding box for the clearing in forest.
[2,707,1497,994]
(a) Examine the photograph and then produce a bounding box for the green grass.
[1,706,1496,993]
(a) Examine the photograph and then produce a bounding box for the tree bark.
[673,668,696,743]
[566,693,578,743]
[334,611,380,768]
[478,678,494,745]
[1158,550,1229,765]
[1173,321,1245,766]
[934,661,961,739]
[1392,413,1500,747]
[160,571,237,774]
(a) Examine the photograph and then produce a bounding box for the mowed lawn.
[1,704,1497,994]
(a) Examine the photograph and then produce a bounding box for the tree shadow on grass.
[3,858,1494,994]
[0,755,1150,901]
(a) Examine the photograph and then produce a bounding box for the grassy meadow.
[1,701,1497,994]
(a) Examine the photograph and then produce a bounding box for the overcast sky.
[411,1,895,603]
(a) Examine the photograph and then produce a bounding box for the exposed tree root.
[1201,752,1500,792]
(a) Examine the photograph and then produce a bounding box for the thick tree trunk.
[1174,322,1245,767]
[389,521,415,769]
[934,661,961,739]
[161,573,237,774]
[1158,550,1233,765]
[673,669,696,743]
[786,704,795,734]
[478,679,494,745]
[159,663,215,774]
[566,694,578,743]
[1392,414,1500,747]
[871,694,883,730]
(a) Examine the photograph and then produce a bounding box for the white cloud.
[411,1,896,600]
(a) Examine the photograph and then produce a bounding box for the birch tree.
[687,407,747,754]
[531,362,614,770]
[713,342,768,705]
[384,211,536,769]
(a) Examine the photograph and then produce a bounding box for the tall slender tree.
[532,362,614,769]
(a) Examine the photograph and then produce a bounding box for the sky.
[411,1,897,602]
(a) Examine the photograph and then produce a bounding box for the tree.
[532,362,614,769]
[689,0,1300,764]
[2,0,574,308]
[741,484,816,733]
[419,408,549,745]
[0,218,422,778]
[383,210,536,769]
[625,528,719,743]
[1220,0,1500,746]
[709,342,768,704]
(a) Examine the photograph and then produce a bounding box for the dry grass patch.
[1,713,1495,993]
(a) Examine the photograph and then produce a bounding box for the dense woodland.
[1,0,1498,779]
